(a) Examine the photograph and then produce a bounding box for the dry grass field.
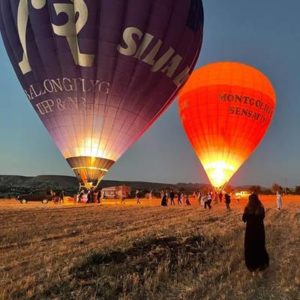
[0,196,299,299]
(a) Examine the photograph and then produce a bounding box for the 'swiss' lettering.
[17,2,191,87]
[117,27,191,87]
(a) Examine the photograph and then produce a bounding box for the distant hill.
[0,175,78,191]
[0,175,274,197]
[0,175,210,197]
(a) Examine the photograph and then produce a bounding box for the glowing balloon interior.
[0,0,204,188]
[179,62,276,188]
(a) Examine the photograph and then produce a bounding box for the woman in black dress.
[161,193,168,207]
[242,193,269,272]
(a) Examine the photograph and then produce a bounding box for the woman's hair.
[245,193,264,215]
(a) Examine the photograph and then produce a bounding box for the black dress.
[161,195,167,206]
[242,208,269,271]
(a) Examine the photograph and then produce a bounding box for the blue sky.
[1,0,300,187]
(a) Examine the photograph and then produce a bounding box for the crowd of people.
[160,189,232,210]
[76,187,103,203]
[47,189,65,204]
[64,187,284,217]
[161,190,192,206]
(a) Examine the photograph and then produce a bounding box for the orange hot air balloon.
[178,62,276,188]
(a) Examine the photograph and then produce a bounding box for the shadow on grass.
[27,235,224,299]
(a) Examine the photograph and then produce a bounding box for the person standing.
[82,190,88,203]
[97,189,102,203]
[183,193,187,205]
[149,190,153,200]
[197,191,202,206]
[93,190,98,203]
[177,192,183,205]
[218,192,223,203]
[88,188,95,204]
[78,190,84,203]
[186,194,191,206]
[59,190,65,203]
[225,193,231,210]
[54,191,60,204]
[170,190,175,206]
[161,193,168,207]
[205,192,212,209]
[136,190,141,204]
[276,191,283,210]
[120,192,126,204]
[242,193,269,272]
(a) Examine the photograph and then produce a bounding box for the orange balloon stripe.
[182,62,276,100]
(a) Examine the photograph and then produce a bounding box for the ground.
[0,196,299,299]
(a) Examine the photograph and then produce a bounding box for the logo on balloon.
[17,0,93,75]
[219,93,274,124]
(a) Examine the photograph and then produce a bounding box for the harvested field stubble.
[0,196,299,299]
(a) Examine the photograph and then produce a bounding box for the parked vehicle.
[17,190,54,204]
[234,190,251,199]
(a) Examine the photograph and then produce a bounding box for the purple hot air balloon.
[0,0,204,188]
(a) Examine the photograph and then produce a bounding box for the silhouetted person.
[242,193,269,272]
[161,193,167,206]
[97,189,102,203]
[197,191,202,206]
[54,191,60,204]
[59,190,65,203]
[78,190,84,203]
[218,192,223,203]
[204,193,212,209]
[136,190,141,204]
[88,188,95,204]
[177,193,183,205]
[93,191,98,203]
[185,194,191,206]
[170,190,175,206]
[225,193,231,210]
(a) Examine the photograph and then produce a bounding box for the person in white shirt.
[276,191,283,210]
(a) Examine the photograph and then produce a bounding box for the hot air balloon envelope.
[179,62,276,188]
[0,0,204,187]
